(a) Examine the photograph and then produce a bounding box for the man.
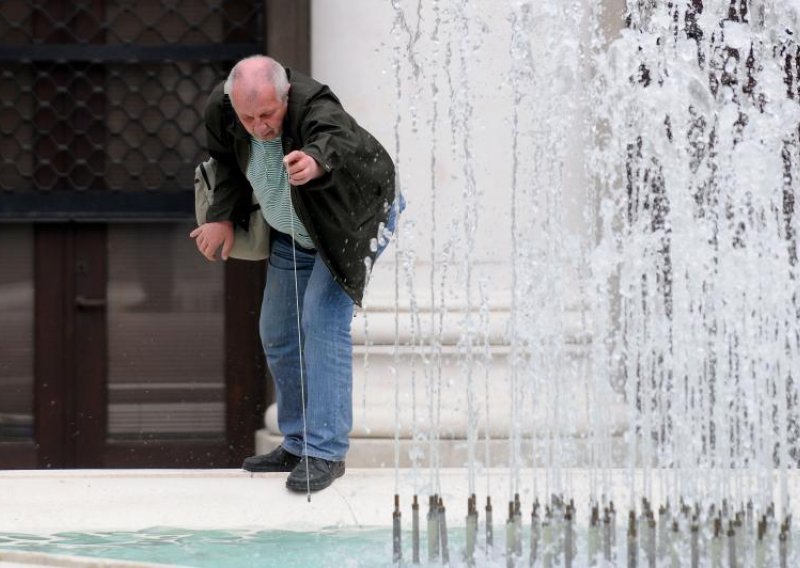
[191,55,400,492]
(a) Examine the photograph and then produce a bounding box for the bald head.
[225,55,290,107]
[226,56,290,141]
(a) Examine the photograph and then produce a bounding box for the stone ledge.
[350,307,592,346]
[0,550,170,568]
[2,468,796,535]
[255,428,629,468]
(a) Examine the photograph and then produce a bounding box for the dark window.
[0,0,265,220]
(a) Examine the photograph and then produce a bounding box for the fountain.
[379,0,800,564]
[1,0,799,566]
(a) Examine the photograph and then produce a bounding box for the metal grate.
[0,1,264,220]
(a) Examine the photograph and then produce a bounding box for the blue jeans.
[260,196,403,461]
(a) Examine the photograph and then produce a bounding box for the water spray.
[779,520,789,568]
[711,517,722,568]
[602,507,612,563]
[755,516,766,568]
[541,506,553,568]
[465,494,477,567]
[530,500,541,567]
[609,501,617,554]
[486,496,494,552]
[386,2,800,565]
[564,506,574,568]
[645,511,656,568]
[587,504,600,566]
[627,510,637,568]
[513,493,523,558]
[669,519,679,568]
[412,495,420,564]
[392,494,402,564]
[657,504,669,561]
[398,495,800,566]
[427,494,439,562]
[505,501,516,568]
[727,521,736,568]
[438,497,449,564]
[734,513,744,565]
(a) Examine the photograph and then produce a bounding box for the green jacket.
[203,69,396,305]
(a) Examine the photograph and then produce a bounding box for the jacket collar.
[281,67,297,151]
[225,94,250,141]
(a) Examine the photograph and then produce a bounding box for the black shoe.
[286,456,345,492]
[242,446,301,473]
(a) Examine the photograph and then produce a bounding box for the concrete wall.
[309,0,605,310]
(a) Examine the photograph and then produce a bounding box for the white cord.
[288,194,312,502]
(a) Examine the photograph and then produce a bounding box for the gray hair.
[224,55,290,101]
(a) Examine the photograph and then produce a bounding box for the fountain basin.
[2,469,798,566]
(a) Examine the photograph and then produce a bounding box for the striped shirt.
[246,136,315,249]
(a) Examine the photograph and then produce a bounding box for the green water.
[1,525,585,567]
[0,527,403,567]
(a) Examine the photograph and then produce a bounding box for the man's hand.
[284,150,323,186]
[189,221,234,261]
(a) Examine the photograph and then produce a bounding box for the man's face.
[232,83,288,141]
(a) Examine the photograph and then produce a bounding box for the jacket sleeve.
[204,83,250,224]
[297,88,362,177]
